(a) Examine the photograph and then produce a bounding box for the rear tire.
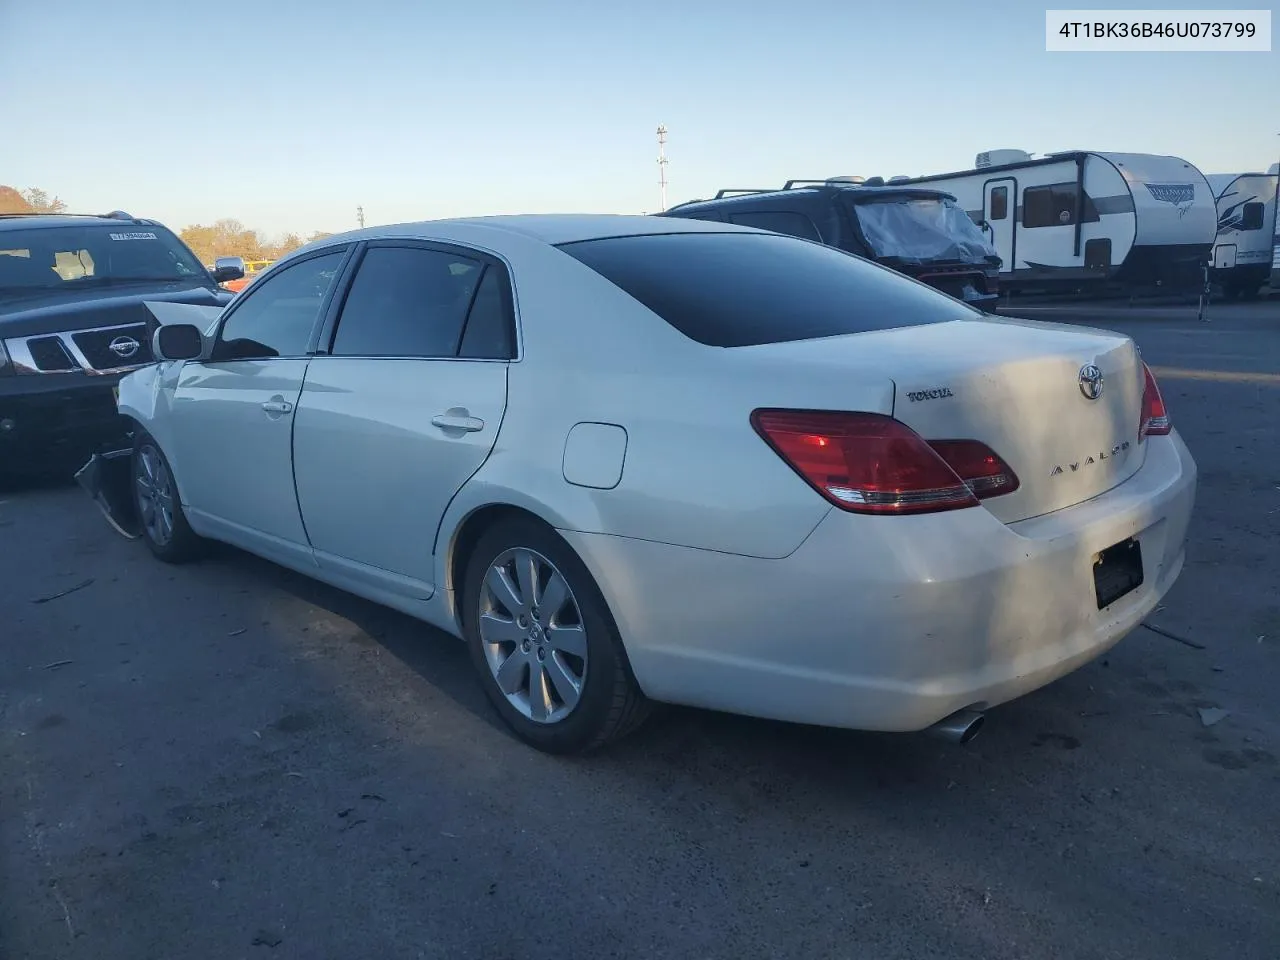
[132,432,204,564]
[462,516,650,754]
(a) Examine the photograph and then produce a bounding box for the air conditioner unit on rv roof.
[975,150,1033,168]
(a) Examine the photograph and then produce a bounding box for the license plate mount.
[1093,537,1144,610]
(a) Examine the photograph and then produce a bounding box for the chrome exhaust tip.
[926,708,985,744]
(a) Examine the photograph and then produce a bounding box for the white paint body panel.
[113,213,1198,735]
[562,423,628,490]
[1206,173,1278,276]
[292,357,509,600]
[170,359,313,569]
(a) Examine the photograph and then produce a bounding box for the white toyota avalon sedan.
[92,214,1196,753]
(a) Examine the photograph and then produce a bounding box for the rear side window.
[458,264,517,359]
[331,247,482,357]
[727,211,823,242]
[558,232,976,348]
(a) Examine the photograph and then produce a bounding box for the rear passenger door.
[291,241,515,600]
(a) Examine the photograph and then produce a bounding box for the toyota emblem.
[1078,363,1104,400]
[108,335,141,359]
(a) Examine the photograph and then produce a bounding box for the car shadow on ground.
[197,532,1117,789]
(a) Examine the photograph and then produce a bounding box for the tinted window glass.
[1022,183,1100,228]
[458,265,516,359]
[1240,202,1265,231]
[332,247,482,357]
[989,186,1008,220]
[558,232,975,348]
[727,211,823,242]
[217,251,344,359]
[0,224,205,291]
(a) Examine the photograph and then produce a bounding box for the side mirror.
[212,256,246,283]
[153,323,205,362]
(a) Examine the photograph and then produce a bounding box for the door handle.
[431,412,484,433]
[262,398,293,415]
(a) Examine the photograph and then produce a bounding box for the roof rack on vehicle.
[0,211,140,220]
[712,188,772,199]
[782,178,872,190]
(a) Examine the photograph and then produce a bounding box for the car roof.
[314,214,759,248]
[0,213,159,232]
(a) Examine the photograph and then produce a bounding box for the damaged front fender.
[74,446,141,540]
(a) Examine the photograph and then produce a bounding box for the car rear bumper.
[0,373,130,471]
[561,431,1197,732]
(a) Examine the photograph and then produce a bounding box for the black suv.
[658,179,1002,311]
[0,212,241,475]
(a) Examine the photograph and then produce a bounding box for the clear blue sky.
[2,0,1275,239]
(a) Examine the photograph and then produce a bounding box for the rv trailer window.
[727,211,824,243]
[989,187,1008,221]
[1022,183,1100,229]
[1240,202,1265,232]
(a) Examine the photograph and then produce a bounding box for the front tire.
[132,432,204,563]
[462,517,650,754]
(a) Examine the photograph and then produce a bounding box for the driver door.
[168,246,351,567]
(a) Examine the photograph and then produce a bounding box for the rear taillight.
[1140,363,1171,439]
[750,409,1019,515]
[927,439,1021,498]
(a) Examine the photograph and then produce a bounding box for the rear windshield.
[0,223,207,291]
[557,231,978,347]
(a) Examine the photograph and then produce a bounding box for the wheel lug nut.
[537,648,546,661]
[521,641,531,653]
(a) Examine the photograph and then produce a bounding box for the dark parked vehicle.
[658,178,1003,311]
[0,212,242,475]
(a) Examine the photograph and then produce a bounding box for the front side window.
[330,247,485,357]
[558,231,979,348]
[216,250,345,360]
[0,224,206,291]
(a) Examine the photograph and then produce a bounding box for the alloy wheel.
[135,445,175,547]
[478,547,588,723]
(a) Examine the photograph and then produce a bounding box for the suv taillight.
[1140,363,1171,439]
[751,409,1019,515]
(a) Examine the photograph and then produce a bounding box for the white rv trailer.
[894,150,1218,295]
[1205,170,1278,299]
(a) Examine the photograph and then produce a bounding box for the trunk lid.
[886,317,1145,523]
[742,316,1147,524]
